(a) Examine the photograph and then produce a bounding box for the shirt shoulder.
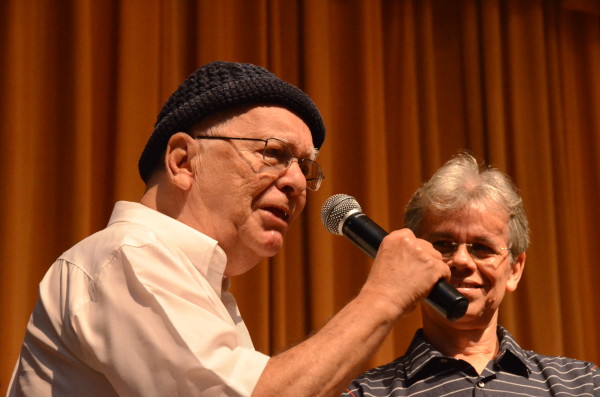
[519,349,600,394]
[63,221,158,268]
[523,349,600,372]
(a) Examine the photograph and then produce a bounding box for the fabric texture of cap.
[138,61,325,183]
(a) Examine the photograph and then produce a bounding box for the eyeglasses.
[431,240,511,262]
[193,136,324,191]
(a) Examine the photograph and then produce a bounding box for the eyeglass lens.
[262,138,322,190]
[432,241,500,261]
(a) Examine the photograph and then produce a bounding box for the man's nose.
[277,160,307,195]
[449,244,477,270]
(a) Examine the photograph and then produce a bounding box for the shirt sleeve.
[60,239,269,397]
[592,363,600,393]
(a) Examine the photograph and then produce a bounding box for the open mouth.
[264,207,289,221]
[451,281,482,289]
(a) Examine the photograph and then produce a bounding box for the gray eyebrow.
[276,136,319,160]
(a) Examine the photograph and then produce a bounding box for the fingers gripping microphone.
[321,194,468,322]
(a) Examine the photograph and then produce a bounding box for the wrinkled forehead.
[191,105,317,157]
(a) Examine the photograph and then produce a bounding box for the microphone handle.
[342,214,468,322]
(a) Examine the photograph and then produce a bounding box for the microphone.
[321,193,468,322]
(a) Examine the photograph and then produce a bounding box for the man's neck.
[422,315,500,374]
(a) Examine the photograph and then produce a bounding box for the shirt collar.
[108,201,228,296]
[404,325,531,380]
[403,329,447,379]
[493,325,532,377]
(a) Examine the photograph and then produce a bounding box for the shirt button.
[476,381,485,388]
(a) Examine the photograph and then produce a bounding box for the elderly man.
[8,61,451,396]
[343,152,600,396]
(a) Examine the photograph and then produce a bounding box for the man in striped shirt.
[343,152,600,396]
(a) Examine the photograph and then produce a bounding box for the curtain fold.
[2,0,599,391]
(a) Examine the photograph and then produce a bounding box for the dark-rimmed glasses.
[432,240,511,262]
[193,136,324,191]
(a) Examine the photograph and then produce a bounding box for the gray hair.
[404,152,530,258]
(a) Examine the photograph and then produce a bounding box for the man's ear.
[164,132,196,190]
[506,252,526,293]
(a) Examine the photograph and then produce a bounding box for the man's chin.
[261,229,285,254]
[226,230,286,274]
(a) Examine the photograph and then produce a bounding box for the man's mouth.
[451,281,482,289]
[264,207,289,221]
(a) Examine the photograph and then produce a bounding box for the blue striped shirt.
[342,326,600,396]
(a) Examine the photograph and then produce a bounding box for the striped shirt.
[342,326,600,396]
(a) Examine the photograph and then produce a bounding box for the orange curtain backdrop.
[1,0,599,392]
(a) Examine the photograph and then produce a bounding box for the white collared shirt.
[8,201,269,396]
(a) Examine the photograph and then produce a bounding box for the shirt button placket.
[475,378,488,396]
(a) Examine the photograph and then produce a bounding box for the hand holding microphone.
[321,194,468,322]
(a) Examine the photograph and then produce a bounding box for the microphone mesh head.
[320,194,362,235]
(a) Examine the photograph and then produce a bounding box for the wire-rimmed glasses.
[431,240,511,262]
[193,136,324,191]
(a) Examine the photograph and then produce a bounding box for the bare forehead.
[421,203,509,239]
[223,106,316,155]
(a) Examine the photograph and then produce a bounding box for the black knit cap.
[138,61,326,183]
